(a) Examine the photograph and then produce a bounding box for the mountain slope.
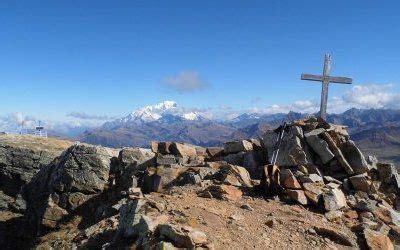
[81,119,238,148]
[351,125,400,164]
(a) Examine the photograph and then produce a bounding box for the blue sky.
[1,0,400,126]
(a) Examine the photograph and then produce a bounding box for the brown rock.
[364,228,394,250]
[41,197,69,229]
[217,164,253,187]
[349,174,371,193]
[281,169,302,189]
[325,210,343,221]
[344,210,359,220]
[285,189,308,205]
[152,142,173,154]
[224,140,253,154]
[203,185,243,201]
[170,142,197,157]
[206,147,224,158]
[142,166,185,193]
[151,141,159,153]
[303,182,324,204]
[194,146,207,157]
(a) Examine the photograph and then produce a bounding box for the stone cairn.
[23,117,400,248]
[147,117,400,248]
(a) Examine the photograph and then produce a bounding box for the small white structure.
[34,121,47,138]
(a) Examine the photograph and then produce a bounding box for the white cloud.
[67,111,114,120]
[252,84,400,115]
[340,84,400,110]
[0,113,36,132]
[0,112,104,136]
[161,70,209,93]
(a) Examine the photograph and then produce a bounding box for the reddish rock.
[281,169,302,189]
[151,141,173,154]
[285,190,308,205]
[303,182,324,204]
[349,174,371,193]
[364,228,394,250]
[170,142,198,157]
[217,164,253,187]
[204,184,243,201]
[194,146,207,157]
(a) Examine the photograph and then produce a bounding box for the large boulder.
[320,132,354,175]
[303,182,325,204]
[349,174,371,193]
[201,184,243,201]
[170,142,198,157]
[141,165,185,193]
[323,188,347,211]
[285,189,308,205]
[364,228,394,250]
[377,163,400,188]
[242,151,265,179]
[263,126,312,167]
[213,164,253,187]
[151,142,173,154]
[118,198,148,238]
[155,224,209,248]
[304,128,335,164]
[115,147,156,189]
[206,147,224,159]
[224,140,253,154]
[340,140,369,174]
[280,169,301,189]
[23,144,117,233]
[0,141,63,213]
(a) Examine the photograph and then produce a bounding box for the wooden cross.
[301,54,352,120]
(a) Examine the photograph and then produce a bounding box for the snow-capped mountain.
[122,101,204,122]
[102,101,206,129]
[81,101,237,148]
[125,100,178,122]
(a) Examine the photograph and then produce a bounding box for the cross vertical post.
[301,54,353,120]
[320,54,331,120]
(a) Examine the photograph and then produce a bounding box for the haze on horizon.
[1,1,400,131]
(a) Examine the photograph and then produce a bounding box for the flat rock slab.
[224,140,253,154]
[304,128,335,164]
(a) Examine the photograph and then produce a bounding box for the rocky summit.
[1,118,400,249]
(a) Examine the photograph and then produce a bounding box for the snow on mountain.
[105,101,205,128]
[231,113,261,122]
[126,100,178,122]
[182,112,202,120]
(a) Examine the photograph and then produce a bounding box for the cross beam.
[301,54,353,120]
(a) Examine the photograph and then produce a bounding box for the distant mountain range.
[78,101,400,165]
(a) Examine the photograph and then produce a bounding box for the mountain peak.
[109,101,206,127]
[129,100,178,122]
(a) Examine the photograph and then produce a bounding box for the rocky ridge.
[1,118,400,249]
[0,135,72,215]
